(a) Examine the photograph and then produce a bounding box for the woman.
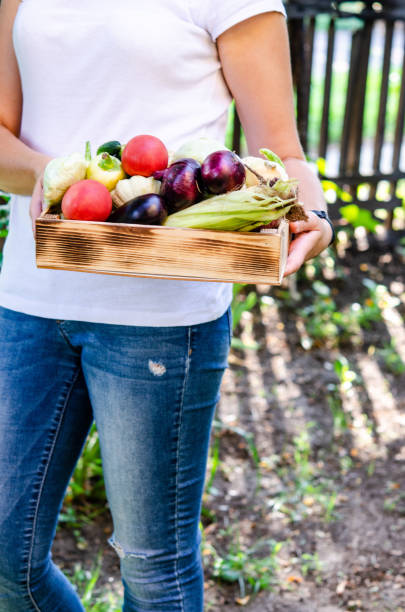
[0,0,333,610]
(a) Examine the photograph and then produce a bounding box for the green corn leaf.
[259,148,285,169]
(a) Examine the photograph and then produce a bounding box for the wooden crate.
[35,214,289,284]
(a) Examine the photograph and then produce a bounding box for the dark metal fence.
[233,1,405,223]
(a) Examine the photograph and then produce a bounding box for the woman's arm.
[0,0,50,196]
[217,12,333,275]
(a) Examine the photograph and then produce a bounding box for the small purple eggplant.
[108,193,167,225]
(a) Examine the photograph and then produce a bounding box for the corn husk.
[163,179,302,232]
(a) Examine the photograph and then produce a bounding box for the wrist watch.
[311,210,335,246]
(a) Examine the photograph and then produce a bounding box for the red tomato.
[62,179,112,221]
[121,135,168,177]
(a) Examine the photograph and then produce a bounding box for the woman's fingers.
[289,211,325,235]
[284,229,321,276]
[284,211,332,277]
[30,174,44,237]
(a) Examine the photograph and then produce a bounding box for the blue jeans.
[0,305,231,612]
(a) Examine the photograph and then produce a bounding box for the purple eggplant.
[200,150,245,195]
[155,158,202,213]
[108,194,167,225]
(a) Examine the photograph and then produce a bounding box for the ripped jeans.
[0,305,231,612]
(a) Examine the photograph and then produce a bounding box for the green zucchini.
[96,140,122,159]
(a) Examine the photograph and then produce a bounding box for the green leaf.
[259,148,285,169]
[321,180,339,192]
[98,153,121,171]
[312,281,331,296]
[231,337,260,351]
[231,290,257,329]
[339,189,353,203]
[0,193,10,205]
[85,141,92,161]
[215,565,241,583]
[339,204,379,232]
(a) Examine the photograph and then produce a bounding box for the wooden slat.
[288,17,314,151]
[35,218,289,285]
[369,20,394,201]
[319,17,336,160]
[373,21,393,173]
[304,16,316,152]
[390,23,405,196]
[323,170,405,184]
[329,196,402,220]
[340,21,373,182]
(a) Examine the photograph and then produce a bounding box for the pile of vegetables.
[42,135,306,229]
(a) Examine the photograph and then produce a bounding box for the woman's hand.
[29,154,52,235]
[30,170,45,236]
[282,158,332,276]
[284,212,333,277]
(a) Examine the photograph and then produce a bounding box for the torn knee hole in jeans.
[108,536,150,560]
[108,536,190,563]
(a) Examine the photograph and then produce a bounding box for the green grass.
[204,535,283,599]
[0,201,9,268]
[296,278,386,349]
[299,552,323,583]
[62,424,106,523]
[67,555,122,611]
[377,341,405,375]
[269,428,339,524]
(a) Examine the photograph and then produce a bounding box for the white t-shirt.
[0,0,286,326]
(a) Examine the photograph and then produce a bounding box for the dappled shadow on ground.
[203,245,405,612]
[53,244,405,612]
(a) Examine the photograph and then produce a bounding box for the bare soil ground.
[53,243,405,612]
